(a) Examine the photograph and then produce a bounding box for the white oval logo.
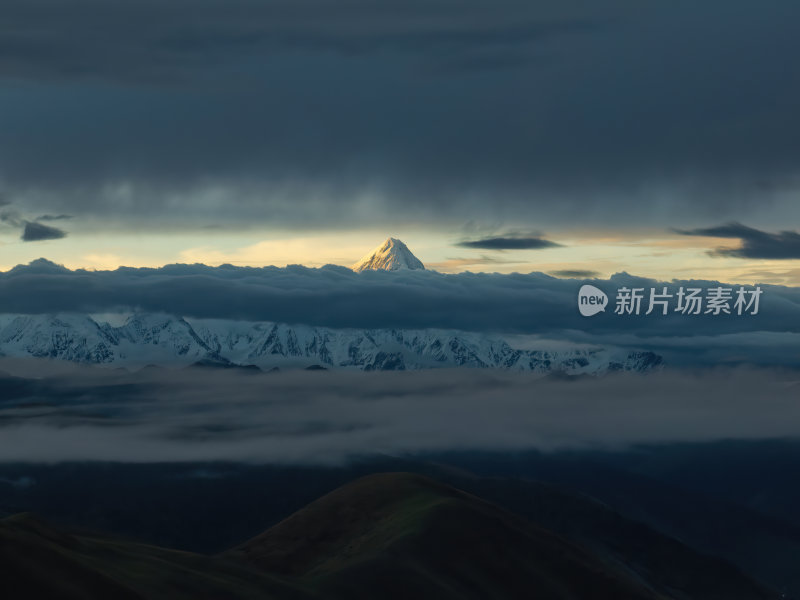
[578,284,608,317]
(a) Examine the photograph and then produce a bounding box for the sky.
[1,0,799,284]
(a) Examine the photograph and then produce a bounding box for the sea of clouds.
[0,362,797,464]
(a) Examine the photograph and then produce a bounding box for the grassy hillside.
[228,473,673,600]
[0,513,312,600]
[416,468,781,600]
[0,472,783,600]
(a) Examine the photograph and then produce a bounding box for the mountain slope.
[228,472,669,600]
[0,513,312,600]
[351,238,425,272]
[0,313,662,373]
[0,466,781,599]
[416,468,781,600]
[434,451,800,597]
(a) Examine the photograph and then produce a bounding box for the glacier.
[0,313,662,374]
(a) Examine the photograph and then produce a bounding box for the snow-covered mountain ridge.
[0,313,661,373]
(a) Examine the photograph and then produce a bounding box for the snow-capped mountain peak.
[351,238,425,272]
[0,312,662,373]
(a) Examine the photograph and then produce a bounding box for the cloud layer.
[21,221,67,242]
[550,269,599,278]
[1,1,799,229]
[456,236,561,250]
[678,223,800,259]
[1,260,798,340]
[1,260,799,366]
[0,364,797,464]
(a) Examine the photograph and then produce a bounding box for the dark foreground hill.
[227,473,777,600]
[0,473,780,600]
[228,473,663,600]
[0,513,311,600]
[414,467,783,600]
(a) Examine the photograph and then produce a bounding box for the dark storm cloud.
[0,209,22,227]
[1,1,800,228]
[0,0,598,82]
[456,236,562,250]
[0,365,797,463]
[35,214,73,221]
[20,221,67,242]
[1,260,798,348]
[1,207,70,239]
[550,270,599,278]
[677,223,800,259]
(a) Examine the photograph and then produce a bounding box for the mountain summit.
[351,237,425,272]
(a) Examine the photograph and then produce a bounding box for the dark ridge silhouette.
[228,473,777,600]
